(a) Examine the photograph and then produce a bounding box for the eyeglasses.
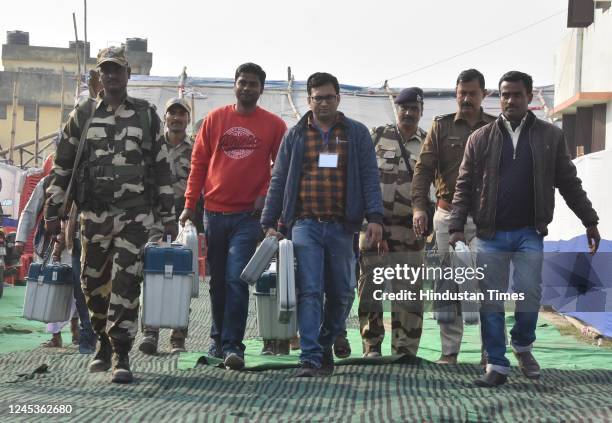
[309,95,338,104]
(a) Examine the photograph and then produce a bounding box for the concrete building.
[553,1,612,157]
[0,31,152,160]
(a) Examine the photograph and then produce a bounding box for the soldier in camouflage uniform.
[140,97,203,355]
[358,88,427,357]
[44,46,177,384]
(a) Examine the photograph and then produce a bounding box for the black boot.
[275,340,290,355]
[261,340,275,355]
[333,331,351,359]
[138,330,159,355]
[88,333,112,373]
[111,352,133,384]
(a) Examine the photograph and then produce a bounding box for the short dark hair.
[235,62,266,87]
[456,69,486,90]
[498,71,533,94]
[307,72,340,95]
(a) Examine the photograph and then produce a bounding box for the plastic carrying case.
[433,241,480,325]
[23,261,74,323]
[142,242,193,329]
[176,221,200,298]
[241,236,279,285]
[452,241,480,325]
[253,264,297,340]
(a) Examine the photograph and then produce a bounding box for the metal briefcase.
[241,236,279,285]
[278,239,297,324]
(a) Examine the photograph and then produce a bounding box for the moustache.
[461,102,474,108]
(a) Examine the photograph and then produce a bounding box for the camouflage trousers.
[80,208,153,353]
[358,241,424,355]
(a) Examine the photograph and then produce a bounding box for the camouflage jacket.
[44,94,175,224]
[165,132,194,201]
[361,124,426,249]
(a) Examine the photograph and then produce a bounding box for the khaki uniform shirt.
[411,110,495,212]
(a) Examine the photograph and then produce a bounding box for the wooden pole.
[83,0,88,73]
[59,66,65,128]
[9,78,19,164]
[72,13,81,77]
[72,12,82,100]
[384,82,399,125]
[286,67,301,120]
[34,102,40,166]
[190,93,195,134]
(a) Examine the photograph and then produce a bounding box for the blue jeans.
[205,211,261,356]
[473,228,543,373]
[72,238,92,333]
[292,219,356,367]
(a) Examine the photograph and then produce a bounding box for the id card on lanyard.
[318,130,339,168]
[319,153,338,168]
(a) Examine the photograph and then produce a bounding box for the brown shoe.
[289,336,300,351]
[70,317,80,345]
[514,351,540,379]
[436,353,458,364]
[474,369,508,387]
[42,332,62,348]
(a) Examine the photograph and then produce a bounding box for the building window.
[0,104,7,120]
[23,104,37,121]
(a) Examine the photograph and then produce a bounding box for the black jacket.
[449,111,598,239]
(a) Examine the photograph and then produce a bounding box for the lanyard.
[314,124,336,149]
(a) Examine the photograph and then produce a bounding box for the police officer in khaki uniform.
[358,87,428,357]
[140,97,203,355]
[411,69,495,364]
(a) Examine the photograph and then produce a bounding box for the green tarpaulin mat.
[178,315,612,371]
[1,284,611,422]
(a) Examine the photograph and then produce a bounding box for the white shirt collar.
[501,112,528,135]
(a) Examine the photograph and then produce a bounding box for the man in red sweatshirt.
[181,63,287,370]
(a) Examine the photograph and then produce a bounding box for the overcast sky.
[2,0,569,88]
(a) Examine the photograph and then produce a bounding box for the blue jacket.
[261,112,383,234]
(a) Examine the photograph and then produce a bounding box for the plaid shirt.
[297,112,348,218]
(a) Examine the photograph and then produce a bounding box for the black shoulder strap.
[395,128,414,178]
[60,99,96,218]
